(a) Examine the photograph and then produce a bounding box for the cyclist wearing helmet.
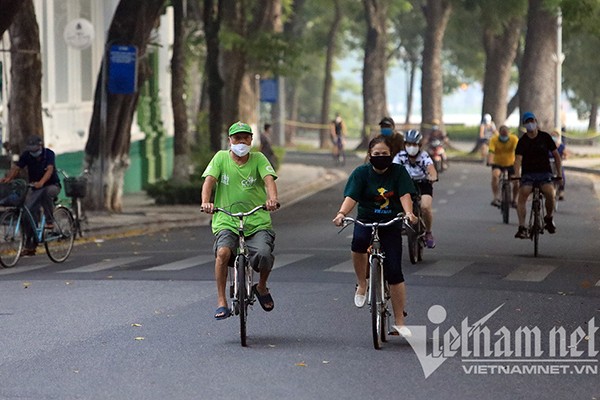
[201,121,279,320]
[393,129,438,248]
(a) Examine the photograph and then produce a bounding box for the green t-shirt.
[343,163,415,222]
[202,150,278,235]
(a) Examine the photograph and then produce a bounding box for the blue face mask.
[499,135,509,143]
[380,128,393,137]
[29,149,42,157]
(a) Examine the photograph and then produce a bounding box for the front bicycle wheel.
[370,257,384,350]
[407,228,418,265]
[238,255,248,347]
[0,210,24,268]
[44,206,74,263]
[501,182,510,224]
[530,200,540,257]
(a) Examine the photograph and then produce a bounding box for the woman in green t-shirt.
[333,136,417,338]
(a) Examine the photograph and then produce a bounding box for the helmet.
[483,113,492,124]
[228,121,253,136]
[404,129,422,144]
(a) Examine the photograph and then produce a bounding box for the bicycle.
[0,180,75,267]
[405,181,428,264]
[333,136,345,166]
[209,204,275,347]
[59,169,89,238]
[341,214,408,349]
[514,177,559,257]
[499,169,512,224]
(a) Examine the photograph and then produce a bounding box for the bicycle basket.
[64,176,87,198]
[0,179,27,207]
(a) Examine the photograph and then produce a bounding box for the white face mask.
[231,143,251,157]
[406,145,419,156]
[525,122,537,132]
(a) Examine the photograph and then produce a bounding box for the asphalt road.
[0,152,599,400]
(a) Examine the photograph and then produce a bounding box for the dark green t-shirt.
[343,163,415,222]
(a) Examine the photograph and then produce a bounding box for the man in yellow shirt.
[487,125,519,207]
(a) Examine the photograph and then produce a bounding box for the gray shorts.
[213,229,276,272]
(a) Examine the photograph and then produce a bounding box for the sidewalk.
[84,163,348,238]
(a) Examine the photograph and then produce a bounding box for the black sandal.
[252,284,274,312]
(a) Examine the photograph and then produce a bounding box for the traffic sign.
[108,45,137,94]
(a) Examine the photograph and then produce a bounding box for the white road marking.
[59,256,150,273]
[0,264,50,275]
[413,261,470,277]
[325,260,354,273]
[145,255,214,271]
[504,264,557,282]
[273,253,312,269]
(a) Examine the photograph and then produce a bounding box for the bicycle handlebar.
[202,203,281,217]
[342,214,408,229]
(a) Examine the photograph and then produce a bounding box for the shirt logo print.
[377,187,390,209]
[241,176,256,188]
[221,174,230,185]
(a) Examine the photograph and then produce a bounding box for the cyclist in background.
[332,136,417,338]
[478,113,497,161]
[487,125,519,208]
[377,116,404,157]
[330,112,346,165]
[513,112,562,239]
[393,129,438,248]
[1,135,61,256]
[201,121,279,320]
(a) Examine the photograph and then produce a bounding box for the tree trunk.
[421,0,452,128]
[588,97,598,132]
[282,0,307,146]
[319,0,341,149]
[171,0,191,183]
[7,0,42,154]
[0,0,24,37]
[204,0,224,152]
[221,0,246,128]
[506,90,519,120]
[481,18,522,126]
[85,0,167,212]
[518,0,558,131]
[360,0,389,150]
[405,57,417,125]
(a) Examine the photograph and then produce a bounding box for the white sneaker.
[393,325,413,338]
[354,286,367,308]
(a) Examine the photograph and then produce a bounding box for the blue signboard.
[108,45,137,94]
[260,79,278,103]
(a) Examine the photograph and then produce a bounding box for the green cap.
[228,121,253,136]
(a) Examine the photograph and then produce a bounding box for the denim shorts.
[351,223,404,285]
[520,172,553,186]
[214,229,275,272]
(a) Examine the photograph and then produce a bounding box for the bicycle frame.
[214,204,268,347]
[341,214,407,349]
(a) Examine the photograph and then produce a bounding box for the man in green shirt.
[201,122,279,320]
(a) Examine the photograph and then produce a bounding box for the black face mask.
[370,155,393,171]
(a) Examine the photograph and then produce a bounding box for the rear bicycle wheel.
[0,210,24,268]
[370,257,383,350]
[238,256,248,347]
[44,206,74,263]
[501,182,510,224]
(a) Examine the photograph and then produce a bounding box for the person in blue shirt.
[1,135,61,255]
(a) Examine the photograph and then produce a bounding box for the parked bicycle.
[59,169,89,238]
[341,213,409,349]
[0,180,74,267]
[207,204,276,347]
